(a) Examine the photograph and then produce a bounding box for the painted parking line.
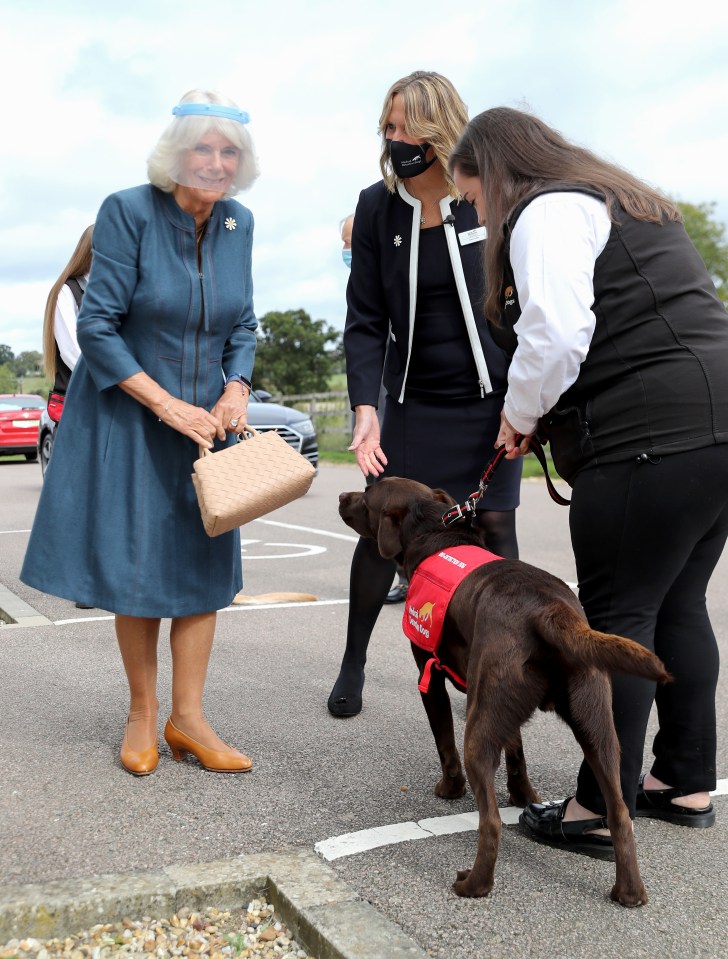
[255,518,358,543]
[48,599,350,626]
[240,538,328,560]
[316,779,728,861]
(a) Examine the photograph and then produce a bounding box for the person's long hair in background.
[42,225,94,389]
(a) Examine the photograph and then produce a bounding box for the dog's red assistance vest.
[403,545,502,693]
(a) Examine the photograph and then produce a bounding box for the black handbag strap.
[66,276,85,308]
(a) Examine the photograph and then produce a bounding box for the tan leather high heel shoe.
[164,717,253,773]
[120,722,159,776]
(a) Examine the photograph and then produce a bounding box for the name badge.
[458,227,487,245]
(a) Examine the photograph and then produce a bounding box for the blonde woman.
[22,90,259,776]
[328,71,522,717]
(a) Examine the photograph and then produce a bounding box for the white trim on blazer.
[395,182,493,403]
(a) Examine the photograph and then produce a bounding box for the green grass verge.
[319,448,562,481]
[319,449,357,465]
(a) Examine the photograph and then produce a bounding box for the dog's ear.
[377,509,404,559]
[431,487,456,507]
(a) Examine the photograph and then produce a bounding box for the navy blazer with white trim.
[344,180,510,409]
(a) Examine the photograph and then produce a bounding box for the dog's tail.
[536,602,671,683]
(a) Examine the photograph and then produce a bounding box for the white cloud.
[1,0,727,355]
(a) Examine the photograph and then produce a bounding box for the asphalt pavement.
[0,460,726,958]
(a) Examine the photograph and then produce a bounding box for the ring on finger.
[230,419,239,428]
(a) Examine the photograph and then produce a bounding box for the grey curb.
[0,849,428,959]
[0,583,52,628]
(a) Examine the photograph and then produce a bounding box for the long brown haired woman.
[450,107,728,853]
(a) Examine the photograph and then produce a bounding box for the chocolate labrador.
[338,477,670,906]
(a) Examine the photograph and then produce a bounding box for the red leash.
[441,435,569,527]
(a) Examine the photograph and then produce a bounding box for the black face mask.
[387,139,437,179]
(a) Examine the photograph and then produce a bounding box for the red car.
[0,394,45,462]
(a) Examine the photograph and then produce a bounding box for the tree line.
[1,199,726,398]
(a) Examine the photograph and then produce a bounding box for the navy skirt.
[379,392,522,510]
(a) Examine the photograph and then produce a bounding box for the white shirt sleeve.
[502,193,612,435]
[54,278,87,371]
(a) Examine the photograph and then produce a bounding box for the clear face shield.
[169,102,252,198]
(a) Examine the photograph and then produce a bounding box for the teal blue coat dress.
[21,185,258,617]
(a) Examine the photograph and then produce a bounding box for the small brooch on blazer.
[393,235,402,247]
[225,217,237,231]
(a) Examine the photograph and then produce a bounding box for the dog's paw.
[610,882,648,908]
[435,773,467,799]
[452,869,494,898]
[507,785,541,807]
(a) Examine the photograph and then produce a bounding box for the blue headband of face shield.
[172,103,250,124]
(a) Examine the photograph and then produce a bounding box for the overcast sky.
[1,0,727,357]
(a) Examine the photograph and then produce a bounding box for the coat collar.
[396,181,453,212]
[154,185,228,233]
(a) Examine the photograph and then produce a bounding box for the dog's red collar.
[403,545,502,692]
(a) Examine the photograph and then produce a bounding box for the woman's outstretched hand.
[349,404,388,477]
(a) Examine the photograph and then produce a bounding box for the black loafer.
[635,774,715,828]
[384,582,408,604]
[327,692,362,717]
[519,798,615,861]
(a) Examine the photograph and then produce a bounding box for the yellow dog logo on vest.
[418,601,436,624]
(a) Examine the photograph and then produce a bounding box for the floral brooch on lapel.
[224,217,237,231]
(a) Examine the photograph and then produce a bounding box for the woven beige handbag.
[191,427,316,537]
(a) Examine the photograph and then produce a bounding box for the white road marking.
[240,539,328,560]
[51,598,350,625]
[224,599,349,613]
[316,780,728,861]
[255,518,359,543]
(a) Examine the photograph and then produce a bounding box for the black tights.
[330,509,518,698]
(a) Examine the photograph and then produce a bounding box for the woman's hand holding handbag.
[191,426,316,537]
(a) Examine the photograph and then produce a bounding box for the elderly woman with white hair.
[22,90,259,776]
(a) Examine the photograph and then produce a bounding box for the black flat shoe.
[635,774,715,828]
[519,798,615,861]
[384,582,408,604]
[327,693,362,717]
[327,665,364,717]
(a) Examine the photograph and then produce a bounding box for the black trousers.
[571,444,728,817]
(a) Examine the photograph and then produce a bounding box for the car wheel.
[25,451,38,463]
[40,432,54,476]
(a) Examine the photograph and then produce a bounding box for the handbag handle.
[197,425,259,459]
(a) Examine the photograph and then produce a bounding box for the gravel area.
[0,900,316,959]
